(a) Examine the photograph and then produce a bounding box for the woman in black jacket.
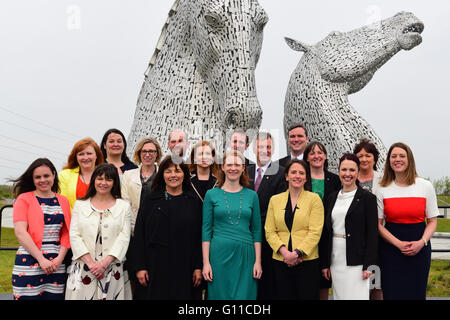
[321,153,378,300]
[129,156,202,300]
[189,140,218,202]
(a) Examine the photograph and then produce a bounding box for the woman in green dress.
[202,150,262,300]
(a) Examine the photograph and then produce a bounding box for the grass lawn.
[427,260,450,297]
[0,227,18,293]
[436,219,450,233]
[438,195,450,206]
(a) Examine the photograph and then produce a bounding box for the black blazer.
[323,170,341,205]
[189,171,217,202]
[321,187,378,271]
[129,189,202,299]
[276,155,292,169]
[248,162,286,220]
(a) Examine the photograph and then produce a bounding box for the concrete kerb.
[433,232,450,239]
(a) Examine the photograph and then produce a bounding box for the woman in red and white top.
[376,142,438,300]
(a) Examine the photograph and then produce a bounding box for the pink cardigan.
[13,191,71,250]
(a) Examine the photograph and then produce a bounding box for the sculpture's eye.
[205,13,224,29]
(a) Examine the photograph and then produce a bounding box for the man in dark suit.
[226,128,254,167]
[277,122,309,168]
[248,131,286,300]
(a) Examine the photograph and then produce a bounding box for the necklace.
[223,189,243,225]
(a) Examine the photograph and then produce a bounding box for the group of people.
[9,124,439,301]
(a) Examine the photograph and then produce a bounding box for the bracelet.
[422,237,428,246]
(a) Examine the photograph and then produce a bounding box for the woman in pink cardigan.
[10,158,71,300]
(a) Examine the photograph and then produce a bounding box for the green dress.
[311,178,325,202]
[202,187,262,300]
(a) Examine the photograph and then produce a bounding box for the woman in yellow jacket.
[59,138,104,210]
[265,159,324,300]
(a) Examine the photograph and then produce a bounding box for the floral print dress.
[65,208,131,300]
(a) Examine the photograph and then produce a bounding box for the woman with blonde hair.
[376,142,439,300]
[121,137,162,235]
[59,138,103,210]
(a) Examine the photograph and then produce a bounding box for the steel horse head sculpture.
[284,11,424,171]
[128,0,268,156]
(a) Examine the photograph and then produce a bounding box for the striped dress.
[12,197,67,300]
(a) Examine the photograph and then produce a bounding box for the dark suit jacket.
[323,171,341,205]
[321,186,378,271]
[248,162,286,220]
[276,155,292,169]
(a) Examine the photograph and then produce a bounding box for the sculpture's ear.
[285,37,311,53]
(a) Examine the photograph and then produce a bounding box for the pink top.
[13,191,71,250]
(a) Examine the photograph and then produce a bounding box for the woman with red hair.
[59,138,104,210]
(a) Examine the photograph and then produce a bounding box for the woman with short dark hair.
[353,138,383,300]
[65,163,132,300]
[129,156,203,300]
[303,141,341,299]
[353,138,382,195]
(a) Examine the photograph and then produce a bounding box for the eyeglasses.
[141,150,157,155]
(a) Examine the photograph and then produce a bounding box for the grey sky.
[0,0,448,184]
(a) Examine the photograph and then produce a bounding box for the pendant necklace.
[223,189,243,225]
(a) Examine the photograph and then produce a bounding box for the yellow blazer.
[58,167,80,210]
[265,189,324,261]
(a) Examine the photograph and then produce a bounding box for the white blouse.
[332,189,357,235]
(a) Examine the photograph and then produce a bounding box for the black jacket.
[321,186,378,271]
[129,189,202,299]
[189,171,217,202]
[323,170,341,205]
[247,162,286,220]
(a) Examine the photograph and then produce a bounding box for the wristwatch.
[294,249,303,258]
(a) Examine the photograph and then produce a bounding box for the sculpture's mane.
[143,0,180,78]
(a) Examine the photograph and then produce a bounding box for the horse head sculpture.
[128,0,268,157]
[284,11,424,171]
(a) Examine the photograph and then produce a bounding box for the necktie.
[255,167,263,192]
